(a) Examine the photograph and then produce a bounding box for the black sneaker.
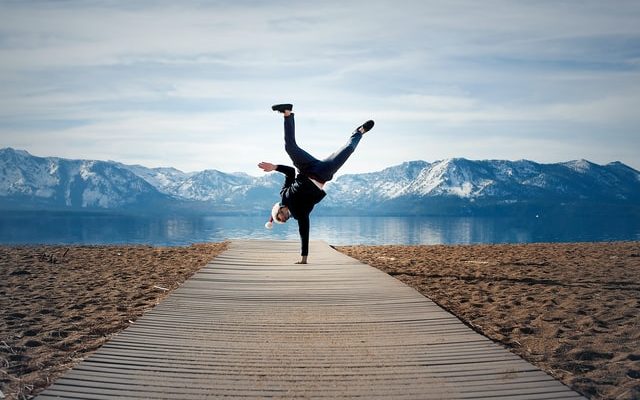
[272,103,293,113]
[358,120,375,133]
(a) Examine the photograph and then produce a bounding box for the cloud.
[1,0,639,173]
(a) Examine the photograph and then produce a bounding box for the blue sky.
[1,0,639,175]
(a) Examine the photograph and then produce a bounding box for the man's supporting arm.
[297,213,310,264]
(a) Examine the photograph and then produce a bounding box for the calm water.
[0,212,638,246]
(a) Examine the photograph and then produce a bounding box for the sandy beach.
[338,242,640,400]
[0,243,228,400]
[1,241,638,399]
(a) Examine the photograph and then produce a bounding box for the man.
[259,103,374,264]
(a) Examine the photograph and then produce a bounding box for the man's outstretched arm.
[258,161,277,172]
[259,162,296,185]
[259,162,295,177]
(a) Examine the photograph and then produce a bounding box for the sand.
[337,242,640,400]
[1,241,638,399]
[0,243,227,400]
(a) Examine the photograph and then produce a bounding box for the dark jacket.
[276,165,326,256]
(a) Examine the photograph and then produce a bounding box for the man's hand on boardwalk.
[258,162,277,172]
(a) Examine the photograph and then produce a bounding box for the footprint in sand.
[500,326,515,334]
[517,326,536,335]
[4,312,27,321]
[571,349,614,361]
[63,315,83,323]
[23,340,42,348]
[9,354,28,362]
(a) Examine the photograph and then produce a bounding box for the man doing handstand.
[259,103,374,264]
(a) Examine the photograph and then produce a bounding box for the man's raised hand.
[258,162,277,172]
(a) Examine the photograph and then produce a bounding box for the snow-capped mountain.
[1,148,638,216]
[116,163,282,207]
[0,148,283,213]
[0,148,170,210]
[113,163,194,196]
[326,158,640,202]
[322,158,640,214]
[326,161,430,203]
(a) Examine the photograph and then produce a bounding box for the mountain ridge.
[1,147,638,216]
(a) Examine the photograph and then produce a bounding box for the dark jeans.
[284,114,362,183]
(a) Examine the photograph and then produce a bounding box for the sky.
[1,0,639,176]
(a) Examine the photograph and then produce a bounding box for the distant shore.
[1,241,639,399]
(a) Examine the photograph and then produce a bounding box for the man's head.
[271,202,290,223]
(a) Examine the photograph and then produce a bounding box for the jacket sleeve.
[276,165,296,189]
[297,212,310,256]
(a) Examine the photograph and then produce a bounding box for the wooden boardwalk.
[37,240,585,399]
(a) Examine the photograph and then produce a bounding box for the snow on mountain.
[115,163,193,196]
[0,148,59,198]
[325,157,640,210]
[401,158,488,197]
[0,148,167,209]
[563,159,595,173]
[1,147,638,214]
[174,170,250,201]
[326,161,429,203]
[118,163,281,203]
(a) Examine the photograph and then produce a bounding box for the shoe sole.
[360,120,375,133]
[272,104,293,112]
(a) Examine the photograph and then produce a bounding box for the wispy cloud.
[1,0,639,174]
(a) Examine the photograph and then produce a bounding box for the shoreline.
[1,241,638,399]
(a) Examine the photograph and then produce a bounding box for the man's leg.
[283,113,320,172]
[316,130,363,182]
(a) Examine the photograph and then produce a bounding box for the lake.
[0,212,638,246]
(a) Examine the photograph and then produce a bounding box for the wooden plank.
[36,240,586,399]
[58,368,556,385]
